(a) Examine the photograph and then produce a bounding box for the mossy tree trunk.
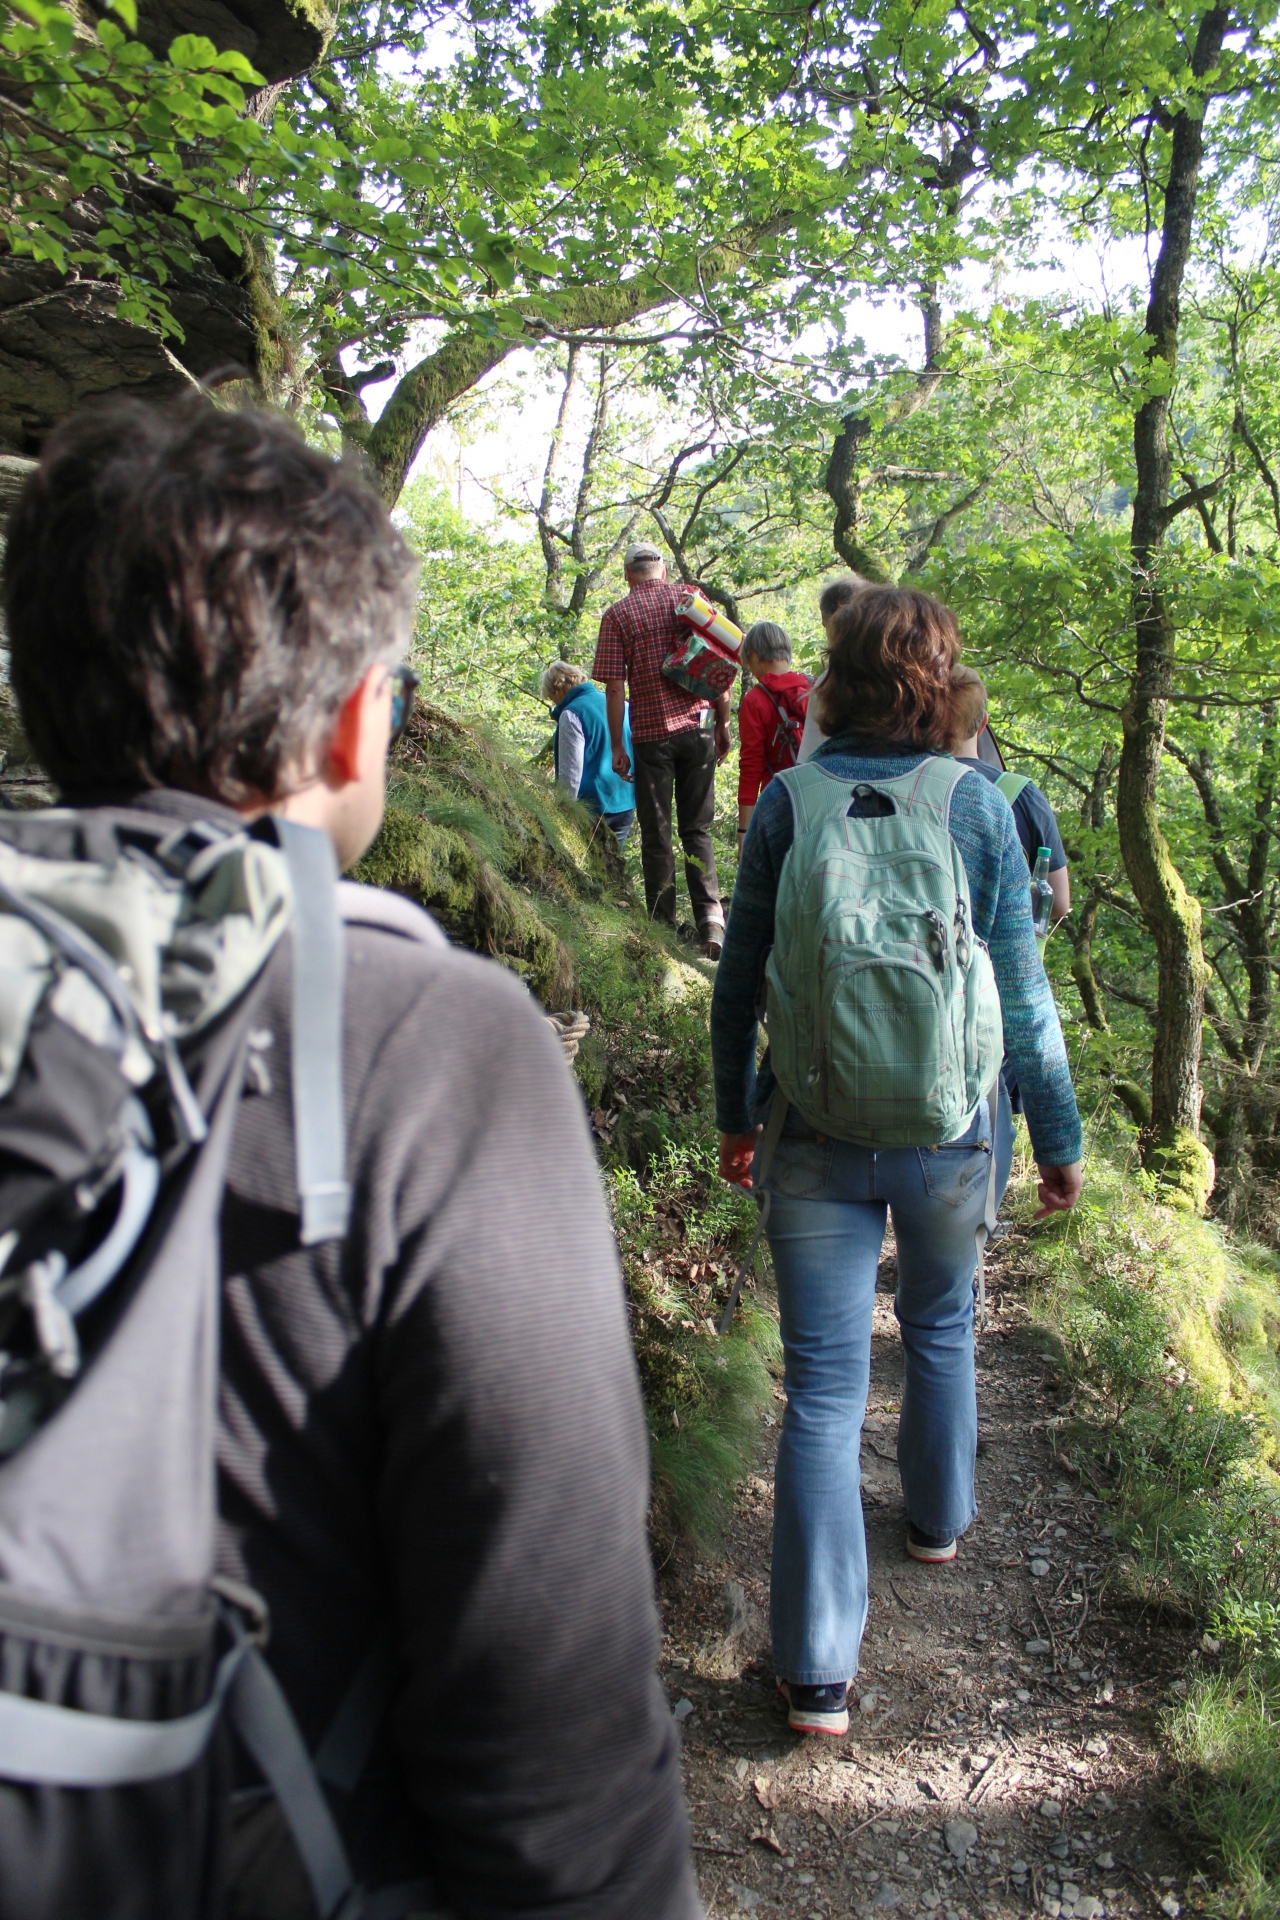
[1170,706,1280,1212]
[1067,743,1115,1032]
[1116,5,1229,1209]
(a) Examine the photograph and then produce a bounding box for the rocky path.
[659,1240,1205,1920]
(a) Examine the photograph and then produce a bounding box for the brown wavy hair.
[817,586,962,748]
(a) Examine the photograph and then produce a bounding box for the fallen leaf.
[753,1776,779,1810]
[751,1827,784,1855]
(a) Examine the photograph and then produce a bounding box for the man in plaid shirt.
[592,542,731,958]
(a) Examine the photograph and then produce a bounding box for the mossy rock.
[1146,1125,1217,1215]
[355,802,573,1005]
[352,701,642,1007]
[572,1031,609,1109]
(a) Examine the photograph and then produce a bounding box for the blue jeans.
[757,1101,996,1686]
[995,1072,1016,1208]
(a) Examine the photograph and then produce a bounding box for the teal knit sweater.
[710,734,1083,1166]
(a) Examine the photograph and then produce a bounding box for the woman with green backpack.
[711,586,1083,1738]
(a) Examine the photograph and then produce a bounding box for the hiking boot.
[676,921,699,947]
[906,1522,957,1563]
[701,932,723,961]
[777,1680,849,1737]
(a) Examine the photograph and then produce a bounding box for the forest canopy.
[4,0,1280,1214]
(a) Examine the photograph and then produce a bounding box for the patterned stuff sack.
[764,756,1004,1148]
[663,587,743,702]
[0,806,421,1920]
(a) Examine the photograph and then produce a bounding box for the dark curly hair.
[3,398,418,804]
[817,586,961,748]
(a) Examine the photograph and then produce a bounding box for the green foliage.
[393,480,569,747]
[0,0,270,335]
[611,1142,779,1548]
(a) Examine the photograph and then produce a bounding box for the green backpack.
[764,756,1004,1147]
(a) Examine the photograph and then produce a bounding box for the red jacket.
[737,670,812,805]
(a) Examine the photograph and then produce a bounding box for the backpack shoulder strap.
[995,770,1031,805]
[274,820,350,1248]
[894,754,971,831]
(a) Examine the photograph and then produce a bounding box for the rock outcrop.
[0,0,334,452]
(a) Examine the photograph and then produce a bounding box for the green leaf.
[166,32,220,69]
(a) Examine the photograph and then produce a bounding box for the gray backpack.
[764,755,1004,1146]
[0,807,420,1919]
[721,758,1007,1335]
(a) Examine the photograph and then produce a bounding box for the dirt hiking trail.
[660,1235,1203,1920]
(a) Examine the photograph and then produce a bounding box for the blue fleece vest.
[553,681,634,816]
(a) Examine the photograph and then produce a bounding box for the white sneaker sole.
[906,1535,957,1563]
[778,1683,850,1737]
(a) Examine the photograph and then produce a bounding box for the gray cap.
[623,540,663,568]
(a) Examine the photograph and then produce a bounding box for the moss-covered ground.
[353,701,779,1547]
[1005,1110,1280,1918]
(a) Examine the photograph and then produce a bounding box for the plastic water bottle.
[1031,846,1053,950]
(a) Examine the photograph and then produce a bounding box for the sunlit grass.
[1164,1670,1280,1917]
[1010,1130,1280,1911]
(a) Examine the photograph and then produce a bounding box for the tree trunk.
[1115,6,1228,1211]
[564,354,612,615]
[1068,744,1115,1031]
[1069,895,1109,1032]
[537,347,579,609]
[823,292,944,579]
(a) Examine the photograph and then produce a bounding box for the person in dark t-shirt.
[948,666,1071,1204]
[949,667,1070,917]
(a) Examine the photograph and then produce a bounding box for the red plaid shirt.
[591,580,709,742]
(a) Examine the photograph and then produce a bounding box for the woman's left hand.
[719,1128,762,1187]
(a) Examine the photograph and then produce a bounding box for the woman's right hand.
[1034,1161,1083,1219]
[719,1129,762,1187]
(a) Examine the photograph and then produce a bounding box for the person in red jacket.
[736,621,812,852]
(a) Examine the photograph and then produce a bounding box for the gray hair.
[742,621,793,665]
[539,659,588,704]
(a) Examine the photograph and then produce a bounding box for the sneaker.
[777,1680,850,1736]
[906,1522,957,1563]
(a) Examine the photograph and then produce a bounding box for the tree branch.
[355,212,801,503]
[1232,402,1280,537]
[1158,473,1224,527]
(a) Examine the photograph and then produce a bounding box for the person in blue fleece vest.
[542,661,635,843]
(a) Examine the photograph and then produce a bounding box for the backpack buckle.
[212,1576,272,1648]
[923,908,949,966]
